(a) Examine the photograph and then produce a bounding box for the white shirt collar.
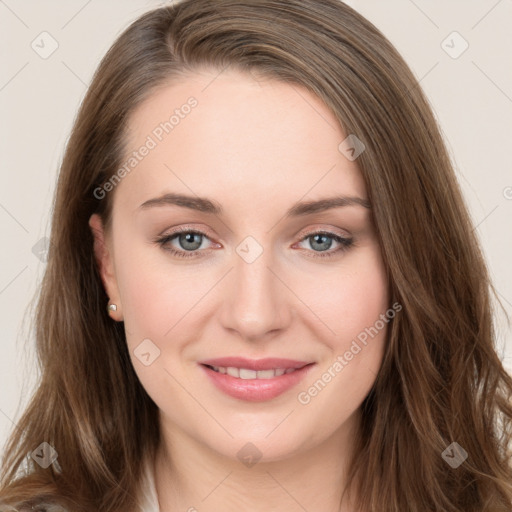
[138,453,160,512]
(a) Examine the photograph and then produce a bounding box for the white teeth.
[209,366,297,379]
[255,369,275,379]
[226,367,239,378]
[239,368,257,379]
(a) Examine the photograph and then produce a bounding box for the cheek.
[301,246,389,403]
[111,233,192,345]
[114,251,201,394]
[278,253,390,453]
[313,245,389,346]
[118,262,198,343]
[298,246,390,414]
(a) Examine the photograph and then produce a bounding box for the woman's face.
[90,68,390,462]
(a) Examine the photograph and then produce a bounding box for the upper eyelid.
[158,226,351,248]
[159,223,351,240]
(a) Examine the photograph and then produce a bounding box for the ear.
[89,213,123,320]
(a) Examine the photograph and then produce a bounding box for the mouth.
[203,365,301,379]
[198,358,316,402]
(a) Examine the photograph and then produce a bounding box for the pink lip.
[198,357,316,402]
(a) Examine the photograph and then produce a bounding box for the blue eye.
[154,228,354,260]
[155,229,209,258]
[297,231,354,258]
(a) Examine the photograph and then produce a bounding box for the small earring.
[107,303,117,313]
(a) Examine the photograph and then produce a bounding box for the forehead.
[115,69,367,214]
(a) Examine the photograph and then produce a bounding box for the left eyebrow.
[138,192,371,216]
[284,195,371,217]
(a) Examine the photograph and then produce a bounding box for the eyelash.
[154,226,354,260]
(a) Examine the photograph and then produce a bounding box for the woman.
[1,1,511,511]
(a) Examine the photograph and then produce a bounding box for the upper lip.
[199,357,313,371]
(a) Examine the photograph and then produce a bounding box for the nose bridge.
[220,235,289,339]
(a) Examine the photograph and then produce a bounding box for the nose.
[219,243,292,342]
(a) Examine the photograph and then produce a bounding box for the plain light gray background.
[1,0,511,454]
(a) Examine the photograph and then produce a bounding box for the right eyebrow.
[139,192,221,214]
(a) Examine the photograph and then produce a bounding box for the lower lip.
[199,363,315,402]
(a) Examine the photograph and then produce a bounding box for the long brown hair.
[1,1,511,510]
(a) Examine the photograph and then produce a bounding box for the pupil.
[181,233,201,250]
[312,234,332,251]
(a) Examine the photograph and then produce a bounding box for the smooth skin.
[90,68,389,512]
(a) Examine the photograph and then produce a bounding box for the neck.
[153,409,362,512]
